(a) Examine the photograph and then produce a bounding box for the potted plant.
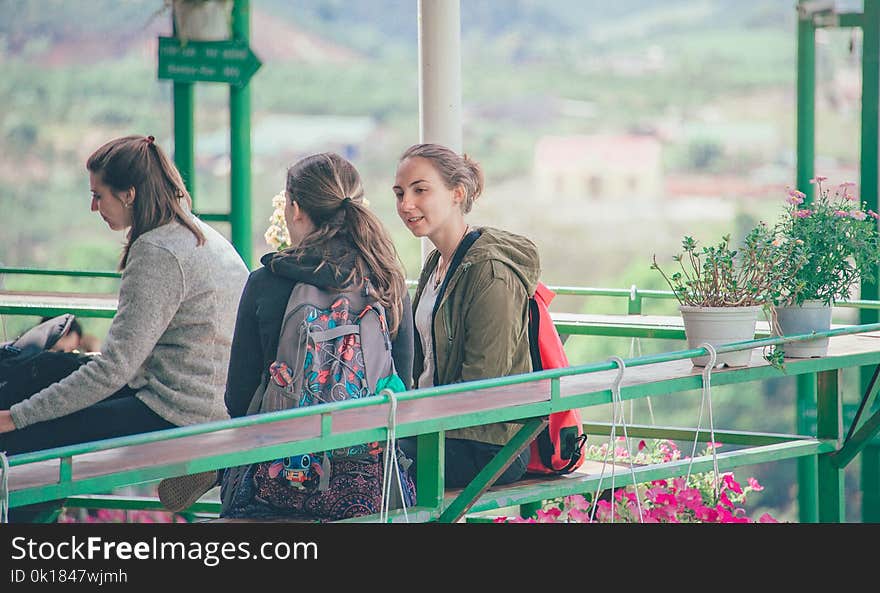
[651,224,806,367]
[161,0,233,43]
[771,177,880,357]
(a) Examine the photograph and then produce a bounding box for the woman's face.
[89,171,133,231]
[393,156,463,239]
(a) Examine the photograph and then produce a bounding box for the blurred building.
[533,134,663,203]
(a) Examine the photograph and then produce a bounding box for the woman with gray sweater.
[0,135,249,455]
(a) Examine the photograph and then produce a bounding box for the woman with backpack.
[0,135,249,455]
[393,143,541,488]
[202,152,416,521]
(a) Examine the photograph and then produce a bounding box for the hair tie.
[145,135,155,145]
[342,197,353,207]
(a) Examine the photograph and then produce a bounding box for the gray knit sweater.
[10,217,249,429]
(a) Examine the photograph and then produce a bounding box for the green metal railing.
[6,323,880,523]
[2,269,879,521]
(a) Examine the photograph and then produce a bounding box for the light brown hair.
[86,135,205,269]
[399,143,484,213]
[284,152,407,336]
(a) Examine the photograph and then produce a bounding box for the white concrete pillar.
[418,0,463,262]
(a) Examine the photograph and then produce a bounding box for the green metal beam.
[172,82,195,201]
[439,418,546,523]
[816,369,845,522]
[582,423,813,446]
[229,0,253,269]
[797,372,818,522]
[833,409,880,468]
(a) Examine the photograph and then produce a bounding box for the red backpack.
[525,282,587,475]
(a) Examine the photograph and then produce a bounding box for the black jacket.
[224,240,414,418]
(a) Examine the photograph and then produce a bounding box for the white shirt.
[414,278,441,389]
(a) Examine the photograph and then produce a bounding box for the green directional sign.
[157,37,261,87]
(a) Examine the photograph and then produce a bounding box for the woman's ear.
[289,200,303,221]
[123,187,136,207]
[453,185,465,205]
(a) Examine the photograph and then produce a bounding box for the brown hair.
[86,135,205,269]
[284,152,407,336]
[399,143,484,213]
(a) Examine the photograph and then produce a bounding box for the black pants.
[399,437,530,489]
[0,386,175,456]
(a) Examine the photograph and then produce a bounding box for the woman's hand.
[0,410,17,434]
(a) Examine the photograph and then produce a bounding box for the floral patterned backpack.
[236,280,405,508]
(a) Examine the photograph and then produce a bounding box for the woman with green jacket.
[393,143,541,487]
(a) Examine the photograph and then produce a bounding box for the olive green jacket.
[412,227,541,445]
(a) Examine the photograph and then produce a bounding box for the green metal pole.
[816,369,845,523]
[796,374,818,522]
[797,4,816,203]
[173,83,195,200]
[795,3,819,523]
[864,446,880,522]
[861,0,880,523]
[415,432,444,513]
[171,5,195,203]
[229,0,253,269]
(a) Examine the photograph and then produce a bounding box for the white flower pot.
[173,0,232,42]
[680,305,762,368]
[774,300,832,358]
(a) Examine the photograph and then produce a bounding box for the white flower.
[265,191,290,251]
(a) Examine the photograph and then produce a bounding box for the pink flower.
[715,505,737,522]
[536,507,561,522]
[794,209,812,218]
[654,492,678,506]
[677,488,704,509]
[810,176,828,184]
[869,210,880,220]
[719,490,733,508]
[694,505,719,522]
[594,500,614,522]
[722,473,743,494]
[758,513,779,523]
[638,439,646,451]
[644,487,666,502]
[786,194,805,205]
[834,210,850,217]
[747,477,764,491]
[565,494,589,511]
[851,210,867,221]
[568,508,593,523]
